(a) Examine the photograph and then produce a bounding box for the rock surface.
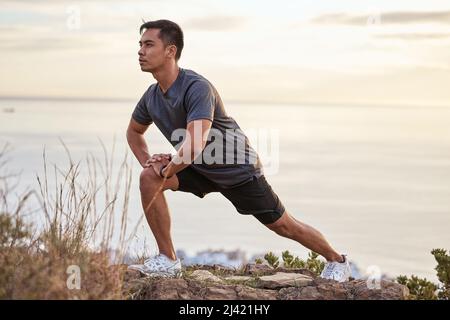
[190,270,224,284]
[279,278,409,300]
[224,275,253,282]
[257,272,313,289]
[122,264,409,300]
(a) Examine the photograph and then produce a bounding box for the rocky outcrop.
[257,272,313,289]
[125,278,278,300]
[190,270,224,284]
[121,264,409,300]
[279,278,409,300]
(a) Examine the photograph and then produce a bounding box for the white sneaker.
[320,255,351,282]
[128,253,182,278]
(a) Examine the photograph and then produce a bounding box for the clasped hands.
[143,153,173,178]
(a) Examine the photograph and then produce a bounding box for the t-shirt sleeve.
[132,90,153,125]
[184,80,215,123]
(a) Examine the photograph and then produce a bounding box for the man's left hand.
[146,154,171,178]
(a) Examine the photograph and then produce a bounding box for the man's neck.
[152,63,180,94]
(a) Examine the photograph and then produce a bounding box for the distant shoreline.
[1,95,449,109]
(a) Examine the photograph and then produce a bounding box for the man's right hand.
[143,153,172,168]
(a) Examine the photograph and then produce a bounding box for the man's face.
[138,28,172,72]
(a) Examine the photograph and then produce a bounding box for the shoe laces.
[322,262,338,278]
[144,254,165,267]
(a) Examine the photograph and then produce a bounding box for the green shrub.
[431,249,450,300]
[263,250,325,276]
[264,251,279,268]
[396,275,438,300]
[397,249,450,300]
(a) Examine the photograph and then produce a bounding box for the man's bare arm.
[126,118,152,168]
[159,119,212,178]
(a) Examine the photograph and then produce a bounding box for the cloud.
[182,16,247,31]
[311,11,450,26]
[0,36,99,51]
[0,25,101,51]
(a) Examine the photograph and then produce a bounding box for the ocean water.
[1,98,449,281]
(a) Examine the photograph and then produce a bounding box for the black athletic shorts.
[175,166,285,224]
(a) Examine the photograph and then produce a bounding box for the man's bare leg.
[265,211,344,262]
[139,167,179,260]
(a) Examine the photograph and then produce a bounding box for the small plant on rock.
[264,252,279,268]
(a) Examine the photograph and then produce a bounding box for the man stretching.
[127,19,351,282]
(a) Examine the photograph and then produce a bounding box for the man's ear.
[166,44,177,59]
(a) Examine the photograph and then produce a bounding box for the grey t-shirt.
[132,68,263,188]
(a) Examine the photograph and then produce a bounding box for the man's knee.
[139,167,160,191]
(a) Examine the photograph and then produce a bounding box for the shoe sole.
[319,274,351,282]
[143,271,183,278]
[130,268,183,278]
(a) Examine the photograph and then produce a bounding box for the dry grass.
[0,140,137,299]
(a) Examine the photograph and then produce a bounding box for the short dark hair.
[139,19,184,61]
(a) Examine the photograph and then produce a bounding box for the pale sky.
[1,0,450,106]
